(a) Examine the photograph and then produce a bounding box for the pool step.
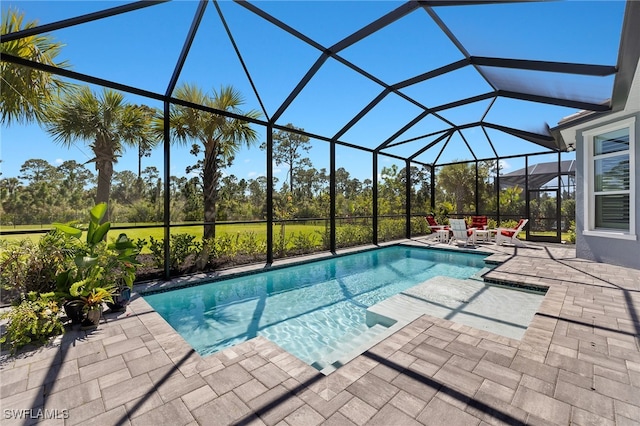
[312,323,392,374]
[470,266,493,282]
[315,277,489,373]
[366,276,494,330]
[366,275,545,342]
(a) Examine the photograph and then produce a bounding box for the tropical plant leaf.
[110,233,136,250]
[52,223,83,238]
[87,220,97,244]
[74,255,98,268]
[55,270,70,288]
[90,202,108,223]
[69,280,86,297]
[116,248,140,259]
[91,222,110,244]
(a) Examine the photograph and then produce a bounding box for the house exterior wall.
[574,112,640,269]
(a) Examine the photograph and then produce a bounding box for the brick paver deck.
[1,239,639,425]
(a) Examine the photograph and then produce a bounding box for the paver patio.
[1,238,639,425]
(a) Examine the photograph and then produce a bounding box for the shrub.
[567,220,576,243]
[410,216,430,236]
[148,236,164,268]
[0,292,64,354]
[273,223,291,257]
[146,231,270,271]
[290,231,321,254]
[209,234,236,259]
[148,233,201,270]
[562,199,576,231]
[332,224,372,248]
[170,233,202,270]
[499,219,518,229]
[236,232,267,256]
[317,227,330,249]
[378,219,405,242]
[123,201,158,223]
[434,202,454,224]
[200,232,268,263]
[133,238,148,252]
[0,230,77,300]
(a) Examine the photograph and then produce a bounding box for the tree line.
[0,151,433,228]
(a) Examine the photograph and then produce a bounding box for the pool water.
[143,246,486,365]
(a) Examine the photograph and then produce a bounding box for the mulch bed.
[133,253,265,283]
[133,249,316,283]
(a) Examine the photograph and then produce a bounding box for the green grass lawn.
[125,223,328,246]
[0,222,328,251]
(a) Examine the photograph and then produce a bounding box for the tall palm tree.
[133,104,159,179]
[437,162,476,214]
[45,87,155,216]
[157,83,261,239]
[1,8,72,126]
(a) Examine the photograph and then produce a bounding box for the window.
[583,117,636,239]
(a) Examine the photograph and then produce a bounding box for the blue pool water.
[143,246,486,365]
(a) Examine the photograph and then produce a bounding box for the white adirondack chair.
[449,219,476,247]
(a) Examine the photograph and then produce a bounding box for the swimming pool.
[143,246,488,367]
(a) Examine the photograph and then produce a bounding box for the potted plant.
[54,203,140,327]
[62,281,116,329]
[104,233,139,312]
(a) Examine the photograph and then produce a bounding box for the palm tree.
[157,83,261,239]
[1,8,72,126]
[437,162,476,214]
[45,87,155,216]
[133,104,159,179]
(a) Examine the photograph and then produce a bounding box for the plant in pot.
[104,233,140,312]
[54,203,140,327]
[63,278,116,329]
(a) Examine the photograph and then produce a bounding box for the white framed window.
[583,117,636,240]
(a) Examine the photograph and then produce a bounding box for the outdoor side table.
[436,229,450,243]
[486,229,498,243]
[475,229,490,243]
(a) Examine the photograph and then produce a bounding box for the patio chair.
[426,215,451,243]
[425,215,449,231]
[449,219,476,247]
[495,219,529,247]
[471,216,488,230]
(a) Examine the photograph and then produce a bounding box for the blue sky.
[1,1,626,184]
